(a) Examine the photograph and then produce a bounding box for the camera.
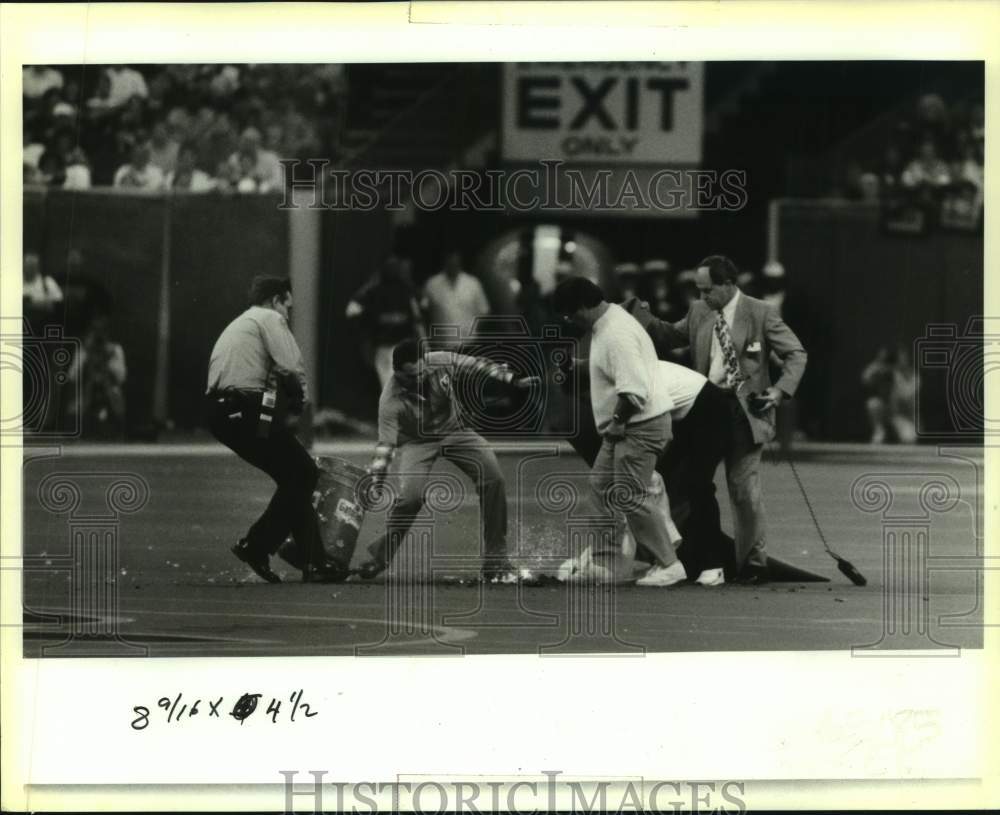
[1,320,82,439]
[424,316,580,438]
[914,318,997,439]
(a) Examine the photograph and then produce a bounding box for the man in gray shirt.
[206,276,342,583]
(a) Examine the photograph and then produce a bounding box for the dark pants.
[206,394,322,566]
[660,383,731,574]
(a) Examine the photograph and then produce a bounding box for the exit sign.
[502,62,704,165]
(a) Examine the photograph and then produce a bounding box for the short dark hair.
[698,255,739,285]
[551,277,605,315]
[248,276,291,307]
[392,338,421,371]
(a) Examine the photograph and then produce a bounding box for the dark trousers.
[206,395,322,565]
[660,383,731,574]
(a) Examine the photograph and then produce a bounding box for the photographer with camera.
[205,275,342,583]
[65,311,127,439]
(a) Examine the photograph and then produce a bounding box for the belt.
[207,388,263,401]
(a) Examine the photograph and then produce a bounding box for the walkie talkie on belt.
[255,388,279,438]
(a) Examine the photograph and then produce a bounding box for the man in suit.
[628,255,807,582]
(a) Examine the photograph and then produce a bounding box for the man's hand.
[604,418,627,440]
[513,375,542,390]
[759,386,785,409]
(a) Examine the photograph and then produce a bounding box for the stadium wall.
[24,189,292,435]
[775,200,983,441]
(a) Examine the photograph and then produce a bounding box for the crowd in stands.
[23,63,347,193]
[844,92,984,231]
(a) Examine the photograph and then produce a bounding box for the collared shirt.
[378,351,512,446]
[421,271,490,344]
[658,360,707,421]
[206,306,307,398]
[588,303,673,431]
[708,289,742,389]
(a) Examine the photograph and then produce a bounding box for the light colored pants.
[725,397,767,569]
[589,412,676,576]
[367,431,508,566]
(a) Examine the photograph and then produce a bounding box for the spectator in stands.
[23,123,46,183]
[66,312,128,440]
[421,250,491,347]
[901,139,952,191]
[148,121,179,175]
[85,70,115,114]
[23,253,64,328]
[50,101,77,128]
[113,141,164,190]
[941,135,984,229]
[26,64,348,192]
[914,92,950,145]
[221,126,284,193]
[36,147,67,187]
[46,128,92,190]
[862,344,917,444]
[953,134,984,193]
[165,141,217,192]
[23,65,64,100]
[969,102,984,145]
[105,65,149,109]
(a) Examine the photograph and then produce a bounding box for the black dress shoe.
[276,539,305,571]
[231,539,282,584]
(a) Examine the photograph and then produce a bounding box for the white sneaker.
[695,568,725,587]
[636,560,687,587]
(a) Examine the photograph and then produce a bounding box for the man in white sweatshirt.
[552,277,685,587]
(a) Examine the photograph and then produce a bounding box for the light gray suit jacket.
[624,293,807,445]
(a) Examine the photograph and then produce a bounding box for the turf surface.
[21,442,984,657]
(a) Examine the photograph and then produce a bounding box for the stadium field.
[21,441,984,657]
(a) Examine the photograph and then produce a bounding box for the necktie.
[714,311,744,390]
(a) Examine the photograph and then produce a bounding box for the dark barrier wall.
[168,194,288,427]
[23,190,289,434]
[28,189,167,437]
[777,201,983,440]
